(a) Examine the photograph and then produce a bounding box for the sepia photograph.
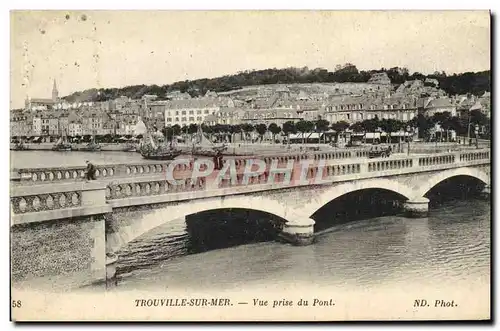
[9,9,491,321]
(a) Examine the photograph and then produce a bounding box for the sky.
[10,10,490,109]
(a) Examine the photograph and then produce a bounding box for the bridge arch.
[107,195,289,253]
[304,178,415,217]
[415,167,490,198]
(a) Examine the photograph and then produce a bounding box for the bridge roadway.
[10,147,491,288]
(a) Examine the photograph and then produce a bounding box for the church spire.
[52,79,59,101]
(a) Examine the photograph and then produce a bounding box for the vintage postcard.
[10,10,491,321]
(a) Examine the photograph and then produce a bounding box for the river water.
[10,150,147,168]
[113,198,490,292]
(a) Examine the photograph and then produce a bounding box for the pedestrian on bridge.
[85,160,96,181]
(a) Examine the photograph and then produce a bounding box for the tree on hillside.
[62,66,491,103]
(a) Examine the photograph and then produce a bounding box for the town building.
[10,110,31,137]
[162,97,235,127]
[241,108,302,126]
[423,97,457,117]
[24,79,60,111]
[323,95,418,124]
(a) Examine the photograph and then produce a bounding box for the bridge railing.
[10,181,111,225]
[11,148,372,184]
[11,148,490,213]
[102,148,490,205]
[12,162,187,184]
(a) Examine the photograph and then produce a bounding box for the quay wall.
[10,143,136,151]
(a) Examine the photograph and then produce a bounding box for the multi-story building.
[163,97,235,127]
[32,116,42,136]
[10,110,30,137]
[424,97,457,117]
[68,121,83,137]
[166,90,192,100]
[214,108,246,125]
[80,110,114,136]
[241,108,302,127]
[323,95,418,124]
[32,111,61,136]
[46,116,59,136]
[115,113,139,136]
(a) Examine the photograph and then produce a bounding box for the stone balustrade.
[13,162,174,183]
[10,149,490,219]
[459,150,490,162]
[11,147,374,184]
[99,149,490,206]
[10,181,111,225]
[368,158,413,172]
[418,154,455,167]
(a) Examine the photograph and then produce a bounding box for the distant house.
[424,98,456,117]
[424,78,439,87]
[367,72,391,85]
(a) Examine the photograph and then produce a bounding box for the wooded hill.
[62,65,490,103]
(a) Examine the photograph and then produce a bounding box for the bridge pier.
[480,184,491,199]
[403,197,429,218]
[279,218,315,246]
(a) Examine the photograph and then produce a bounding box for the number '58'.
[12,300,21,308]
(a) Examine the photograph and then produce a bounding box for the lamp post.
[406,125,411,155]
[474,124,479,149]
[467,123,476,147]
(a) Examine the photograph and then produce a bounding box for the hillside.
[62,65,490,103]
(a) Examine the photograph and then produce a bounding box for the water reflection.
[112,175,490,291]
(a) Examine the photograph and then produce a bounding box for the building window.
[175,117,179,122]
[176,111,179,115]
[189,110,194,115]
[204,110,210,114]
[181,117,186,122]
[167,118,172,122]
[197,110,201,115]
[182,111,186,115]
[189,117,194,121]
[196,116,202,121]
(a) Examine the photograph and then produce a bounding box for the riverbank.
[10,143,136,152]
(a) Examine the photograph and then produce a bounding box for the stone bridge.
[10,148,491,289]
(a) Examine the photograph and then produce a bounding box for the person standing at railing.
[85,160,96,181]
